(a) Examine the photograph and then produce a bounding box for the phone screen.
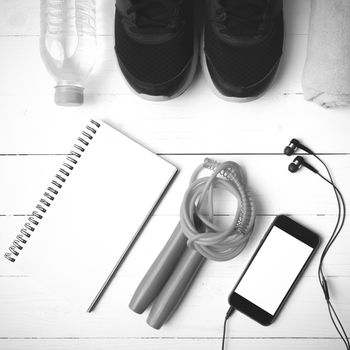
[234,226,313,315]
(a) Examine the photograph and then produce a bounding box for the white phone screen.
[235,226,313,315]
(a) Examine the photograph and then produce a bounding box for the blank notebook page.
[13,120,176,311]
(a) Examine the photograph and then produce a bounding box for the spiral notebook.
[4,119,176,311]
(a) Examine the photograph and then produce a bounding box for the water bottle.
[40,0,96,106]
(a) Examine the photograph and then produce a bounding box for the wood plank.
[0,95,349,156]
[0,338,346,350]
[1,97,349,154]
[0,273,348,338]
[0,154,347,216]
[1,30,349,154]
[0,0,310,36]
[0,215,349,338]
[1,215,349,277]
[0,33,307,97]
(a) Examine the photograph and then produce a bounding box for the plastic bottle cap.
[55,85,84,106]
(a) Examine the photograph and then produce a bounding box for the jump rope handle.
[147,246,204,329]
[129,222,188,314]
[130,216,206,329]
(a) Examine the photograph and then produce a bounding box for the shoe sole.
[118,31,199,102]
[200,31,279,103]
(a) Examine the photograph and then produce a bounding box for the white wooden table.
[0,1,349,349]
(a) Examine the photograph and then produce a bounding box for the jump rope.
[129,158,255,329]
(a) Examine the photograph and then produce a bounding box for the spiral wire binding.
[4,119,101,262]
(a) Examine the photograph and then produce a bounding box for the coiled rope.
[180,158,256,261]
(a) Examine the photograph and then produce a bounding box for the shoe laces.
[215,0,273,36]
[127,0,183,34]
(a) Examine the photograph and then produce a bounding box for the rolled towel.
[302,0,350,108]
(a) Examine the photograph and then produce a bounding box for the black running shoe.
[115,0,197,100]
[202,0,284,101]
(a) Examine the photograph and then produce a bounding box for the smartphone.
[228,215,320,326]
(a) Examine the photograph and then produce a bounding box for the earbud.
[284,138,300,156]
[288,156,319,174]
[288,156,302,173]
[284,138,313,156]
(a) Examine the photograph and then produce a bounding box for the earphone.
[284,138,313,156]
[284,138,349,350]
[221,142,348,350]
[288,155,318,174]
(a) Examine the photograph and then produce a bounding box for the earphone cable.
[286,142,348,348]
[307,153,345,279]
[328,301,350,349]
[221,306,235,350]
[221,314,229,350]
[316,170,346,277]
[312,158,349,349]
[317,171,349,349]
[313,154,344,251]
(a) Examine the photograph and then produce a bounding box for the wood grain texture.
[1,215,350,277]
[0,339,347,350]
[0,0,349,349]
[0,3,348,155]
[0,270,349,338]
[0,215,349,338]
[0,0,310,36]
[0,100,349,153]
[0,154,348,216]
